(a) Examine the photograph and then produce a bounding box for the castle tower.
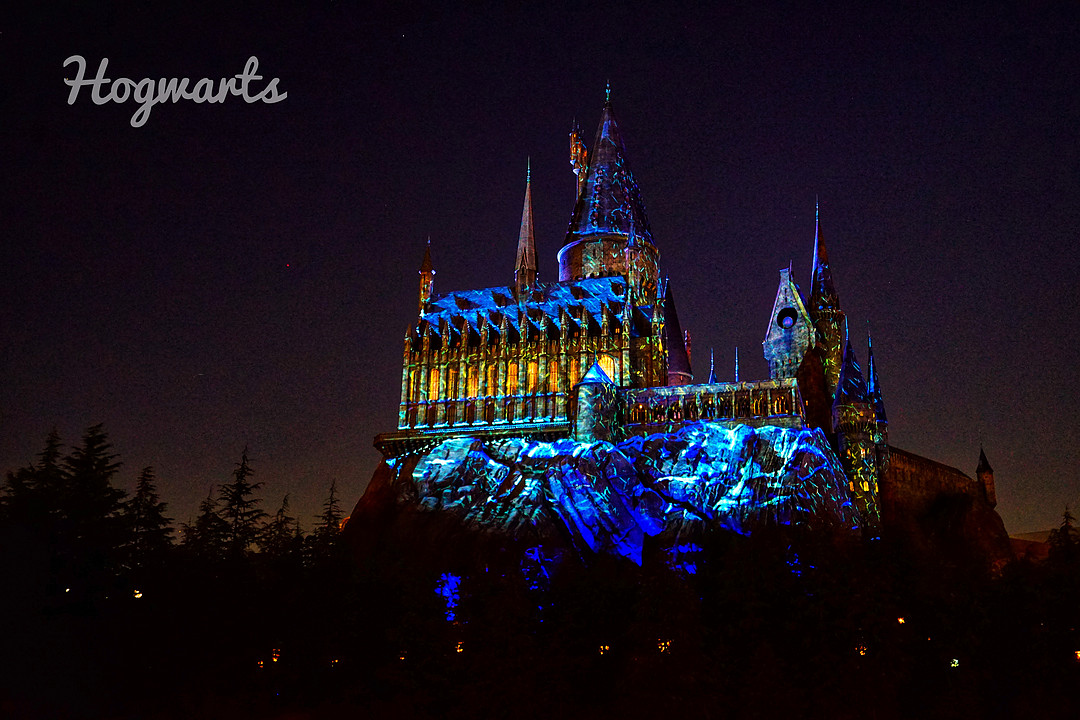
[559,88,659,309]
[866,331,890,475]
[514,162,537,297]
[418,238,435,315]
[832,338,880,530]
[573,361,618,443]
[976,449,997,508]
[763,266,814,380]
[808,203,846,400]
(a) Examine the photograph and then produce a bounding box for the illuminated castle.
[375,92,898,529]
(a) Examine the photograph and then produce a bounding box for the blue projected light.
[435,573,462,622]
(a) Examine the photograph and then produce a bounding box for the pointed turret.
[707,348,717,384]
[418,238,435,316]
[559,88,658,301]
[866,330,890,475]
[807,201,847,399]
[866,331,887,423]
[833,339,868,408]
[664,284,692,386]
[514,161,537,296]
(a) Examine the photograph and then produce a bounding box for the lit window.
[507,362,519,395]
[455,641,464,654]
[428,369,440,401]
[467,367,478,398]
[897,617,905,624]
[599,354,616,382]
[527,360,539,393]
[548,360,560,392]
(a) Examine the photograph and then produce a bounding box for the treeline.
[2,425,1080,719]
[0,425,351,719]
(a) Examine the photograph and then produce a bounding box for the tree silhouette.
[123,466,173,573]
[261,492,303,560]
[181,491,228,563]
[308,479,344,561]
[218,448,266,558]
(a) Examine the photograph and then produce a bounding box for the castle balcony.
[399,391,570,433]
[620,378,805,437]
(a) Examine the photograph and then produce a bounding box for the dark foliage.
[2,430,1079,719]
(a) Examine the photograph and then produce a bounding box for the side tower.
[763,266,814,379]
[418,239,435,315]
[832,338,881,530]
[808,204,846,400]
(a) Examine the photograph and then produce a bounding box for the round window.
[777,308,798,329]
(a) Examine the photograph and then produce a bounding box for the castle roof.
[833,338,869,407]
[664,283,692,379]
[977,448,993,474]
[579,362,615,385]
[419,239,433,274]
[416,276,650,340]
[563,96,654,247]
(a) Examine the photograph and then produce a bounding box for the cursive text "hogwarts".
[63,55,288,127]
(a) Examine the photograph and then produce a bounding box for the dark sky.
[3,1,1078,533]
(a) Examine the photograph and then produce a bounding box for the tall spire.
[809,199,840,312]
[734,347,740,383]
[866,327,887,423]
[514,160,537,295]
[708,348,717,384]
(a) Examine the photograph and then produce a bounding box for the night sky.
[3,1,1078,534]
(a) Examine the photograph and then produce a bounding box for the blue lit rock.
[380,422,859,564]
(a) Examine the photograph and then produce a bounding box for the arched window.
[598,354,617,383]
[527,360,539,393]
[428,368,440,402]
[507,362,519,395]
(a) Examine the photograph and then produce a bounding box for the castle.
[373,90,998,534]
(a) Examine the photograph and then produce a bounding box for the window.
[598,354,616,382]
[467,366,479,398]
[507,362,519,395]
[428,368,440,401]
[527,360,539,393]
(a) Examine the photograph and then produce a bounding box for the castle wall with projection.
[367,91,1008,560]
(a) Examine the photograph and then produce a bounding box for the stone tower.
[832,338,880,528]
[764,266,814,380]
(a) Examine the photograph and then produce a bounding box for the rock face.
[350,422,860,564]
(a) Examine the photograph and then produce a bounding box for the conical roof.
[866,333,887,422]
[833,339,868,407]
[977,449,993,475]
[564,96,653,247]
[664,283,691,379]
[809,204,839,312]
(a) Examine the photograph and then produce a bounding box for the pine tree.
[58,424,128,596]
[1048,505,1078,566]
[123,466,174,572]
[261,493,302,559]
[308,479,344,562]
[181,491,228,562]
[218,448,266,558]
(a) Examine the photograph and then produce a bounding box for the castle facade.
[374,92,963,531]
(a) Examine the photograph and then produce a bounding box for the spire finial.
[526,157,531,183]
[605,81,611,104]
[734,347,740,383]
[708,348,717,384]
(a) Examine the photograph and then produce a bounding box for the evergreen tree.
[218,448,266,557]
[261,493,302,559]
[181,491,229,562]
[123,466,174,572]
[308,479,344,562]
[58,424,128,596]
[1048,505,1078,566]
